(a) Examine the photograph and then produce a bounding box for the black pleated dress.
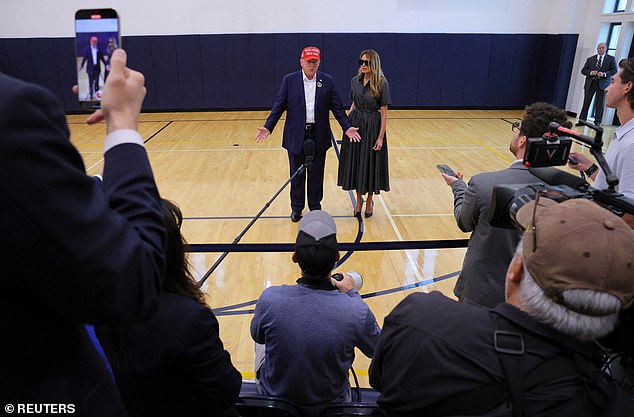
[337,77,391,194]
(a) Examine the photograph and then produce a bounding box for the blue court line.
[330,132,365,266]
[212,270,461,316]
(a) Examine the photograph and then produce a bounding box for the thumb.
[109,49,127,75]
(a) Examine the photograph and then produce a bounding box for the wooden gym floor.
[67,109,604,386]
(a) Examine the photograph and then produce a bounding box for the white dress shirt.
[302,71,317,123]
[91,46,98,66]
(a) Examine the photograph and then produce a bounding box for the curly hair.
[520,102,572,138]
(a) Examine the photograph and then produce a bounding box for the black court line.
[183,214,356,221]
[67,116,520,125]
[212,270,461,316]
[501,117,522,125]
[144,121,173,143]
[188,239,469,253]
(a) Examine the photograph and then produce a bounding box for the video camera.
[489,120,634,229]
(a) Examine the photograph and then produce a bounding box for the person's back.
[371,292,634,417]
[370,199,634,417]
[452,165,540,307]
[98,199,241,417]
[102,292,241,417]
[441,102,575,308]
[251,210,380,416]
[253,283,376,404]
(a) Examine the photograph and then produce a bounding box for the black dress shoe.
[291,210,302,222]
[575,121,585,126]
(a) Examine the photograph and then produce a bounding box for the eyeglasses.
[528,189,566,252]
[359,59,370,66]
[511,121,522,134]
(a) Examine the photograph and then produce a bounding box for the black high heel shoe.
[364,201,374,218]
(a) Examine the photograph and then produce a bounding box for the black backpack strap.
[491,313,526,417]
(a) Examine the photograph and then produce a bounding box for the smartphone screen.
[75,9,119,109]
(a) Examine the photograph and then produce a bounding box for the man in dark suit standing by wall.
[79,36,106,99]
[256,46,361,222]
[576,42,617,127]
[439,103,572,308]
[1,49,166,416]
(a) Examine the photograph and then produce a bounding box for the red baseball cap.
[301,46,321,61]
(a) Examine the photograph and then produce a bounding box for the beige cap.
[516,198,634,312]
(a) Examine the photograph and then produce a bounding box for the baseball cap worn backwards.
[516,198,634,312]
[295,210,337,252]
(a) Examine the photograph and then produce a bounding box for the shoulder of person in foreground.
[0,72,165,325]
[181,299,242,411]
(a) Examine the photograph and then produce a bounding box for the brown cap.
[516,198,634,311]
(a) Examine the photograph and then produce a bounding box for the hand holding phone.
[436,164,458,177]
[75,9,120,109]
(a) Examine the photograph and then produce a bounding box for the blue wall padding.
[0,32,578,111]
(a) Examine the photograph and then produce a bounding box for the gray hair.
[514,239,621,340]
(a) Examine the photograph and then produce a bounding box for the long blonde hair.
[357,49,386,99]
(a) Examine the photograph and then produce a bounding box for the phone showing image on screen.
[75,9,119,109]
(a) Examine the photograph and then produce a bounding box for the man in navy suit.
[256,46,361,222]
[0,49,166,416]
[79,36,107,99]
[576,42,617,127]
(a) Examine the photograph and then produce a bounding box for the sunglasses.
[359,59,371,66]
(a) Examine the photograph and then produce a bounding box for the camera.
[331,271,363,291]
[489,122,634,230]
[488,121,634,392]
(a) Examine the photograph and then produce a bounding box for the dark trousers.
[288,127,325,212]
[88,66,100,97]
[579,80,605,124]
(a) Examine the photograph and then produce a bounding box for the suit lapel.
[314,71,322,110]
[298,71,307,122]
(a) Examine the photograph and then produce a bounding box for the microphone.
[303,139,315,168]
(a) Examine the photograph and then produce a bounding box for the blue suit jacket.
[0,74,166,415]
[264,70,351,155]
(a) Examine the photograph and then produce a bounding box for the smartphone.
[568,155,579,165]
[75,9,119,109]
[436,164,457,177]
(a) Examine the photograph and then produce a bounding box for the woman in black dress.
[337,49,391,217]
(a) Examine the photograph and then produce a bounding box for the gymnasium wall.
[1,0,587,111]
[0,33,578,111]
